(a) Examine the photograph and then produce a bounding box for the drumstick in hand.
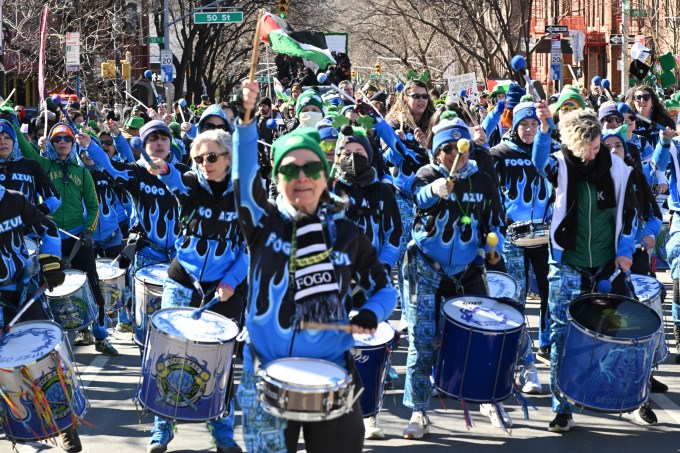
[448,138,471,182]
[596,269,622,293]
[300,322,353,333]
[487,232,499,259]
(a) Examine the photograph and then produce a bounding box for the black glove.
[80,232,93,247]
[39,254,65,291]
[350,310,378,330]
[116,240,137,269]
[36,203,50,215]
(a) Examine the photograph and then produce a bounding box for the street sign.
[575,67,583,78]
[193,11,244,24]
[160,49,173,82]
[545,25,569,34]
[255,75,274,83]
[629,9,648,18]
[160,50,172,66]
[609,34,636,45]
[369,74,382,79]
[550,63,562,81]
[65,32,80,72]
[146,37,164,44]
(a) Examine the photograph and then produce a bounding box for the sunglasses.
[634,93,652,102]
[101,139,114,146]
[278,161,324,181]
[559,105,580,112]
[603,115,623,124]
[202,122,229,131]
[52,135,73,144]
[193,152,228,165]
[406,93,430,100]
[320,140,336,152]
[440,143,460,154]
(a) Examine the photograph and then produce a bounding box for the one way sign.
[546,25,569,34]
[610,34,624,45]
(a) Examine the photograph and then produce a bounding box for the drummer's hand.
[75,133,91,148]
[147,156,168,176]
[614,255,632,273]
[486,252,502,266]
[349,309,378,335]
[642,235,656,251]
[216,283,235,302]
[241,80,260,122]
[658,183,669,194]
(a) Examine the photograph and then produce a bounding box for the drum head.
[569,294,661,339]
[353,321,395,347]
[265,358,347,386]
[96,259,126,279]
[442,296,524,331]
[135,263,169,285]
[630,275,663,304]
[0,321,63,367]
[486,271,519,299]
[151,308,239,343]
[46,270,87,297]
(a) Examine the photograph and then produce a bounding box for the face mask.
[299,111,323,128]
[339,152,370,178]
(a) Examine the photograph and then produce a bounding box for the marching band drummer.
[145,128,246,453]
[234,80,397,453]
[532,106,657,431]
[402,117,505,439]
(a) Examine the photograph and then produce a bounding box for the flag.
[259,12,336,69]
[273,77,289,101]
[38,6,49,103]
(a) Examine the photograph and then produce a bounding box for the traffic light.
[375,62,382,76]
[100,61,115,79]
[121,60,131,79]
[277,0,288,18]
[351,69,357,80]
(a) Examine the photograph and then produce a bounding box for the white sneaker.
[480,403,513,428]
[520,362,543,394]
[364,415,385,440]
[402,410,430,439]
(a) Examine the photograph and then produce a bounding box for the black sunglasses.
[202,122,229,131]
[634,93,652,102]
[278,161,324,181]
[406,93,430,100]
[100,139,114,146]
[603,115,623,124]
[193,152,228,165]
[440,143,459,154]
[52,135,73,144]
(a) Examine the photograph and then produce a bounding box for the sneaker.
[480,403,513,428]
[215,437,242,453]
[95,339,119,356]
[74,330,92,346]
[519,363,543,394]
[402,410,430,440]
[148,422,174,453]
[60,427,82,453]
[364,415,385,440]
[537,346,551,360]
[398,318,408,334]
[548,413,575,432]
[116,322,134,334]
[651,376,668,393]
[635,402,658,426]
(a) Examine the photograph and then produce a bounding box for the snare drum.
[630,275,668,365]
[507,220,550,247]
[137,308,239,421]
[557,294,659,412]
[96,258,126,313]
[352,321,398,417]
[257,358,355,422]
[435,296,524,402]
[486,271,520,300]
[134,263,168,347]
[45,270,97,331]
[25,238,39,277]
[0,321,88,441]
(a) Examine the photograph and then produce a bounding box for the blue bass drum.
[557,294,660,412]
[435,296,524,403]
[352,321,398,417]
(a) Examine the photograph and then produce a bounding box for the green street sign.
[629,9,648,17]
[146,36,164,44]
[255,75,274,83]
[370,74,382,79]
[193,11,244,24]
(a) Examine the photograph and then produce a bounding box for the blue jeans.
[667,215,680,325]
[396,194,415,319]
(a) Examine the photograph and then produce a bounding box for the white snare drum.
[0,321,88,441]
[486,271,520,300]
[137,308,239,421]
[630,274,668,365]
[45,270,97,331]
[257,358,355,422]
[25,238,39,277]
[96,258,126,313]
[134,263,168,347]
[507,220,550,247]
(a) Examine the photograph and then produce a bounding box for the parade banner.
[447,73,478,98]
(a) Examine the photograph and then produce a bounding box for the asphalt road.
[4,271,680,452]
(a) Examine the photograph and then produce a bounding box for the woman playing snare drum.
[234,80,397,453]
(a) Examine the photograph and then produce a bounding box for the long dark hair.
[625,85,673,126]
[385,80,435,134]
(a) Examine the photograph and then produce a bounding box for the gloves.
[116,241,137,269]
[495,99,505,113]
[80,232,93,247]
[39,254,65,291]
[350,310,378,330]
[431,178,451,198]
[36,203,50,215]
[660,133,672,146]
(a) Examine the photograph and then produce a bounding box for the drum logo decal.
[35,366,76,420]
[155,353,211,410]
[351,349,370,364]
[460,306,509,327]
[52,297,88,330]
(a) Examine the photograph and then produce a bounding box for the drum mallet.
[317,73,360,106]
[130,136,159,170]
[510,55,543,102]
[51,95,79,132]
[124,91,150,111]
[602,79,614,100]
[58,228,81,241]
[1,284,48,338]
[190,295,221,320]
[596,268,622,293]
[177,99,187,123]
[300,322,353,333]
[457,90,479,127]
[487,232,499,260]
[447,138,471,182]
[616,102,666,131]
[144,70,163,107]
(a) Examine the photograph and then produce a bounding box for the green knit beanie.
[272,127,329,177]
[295,90,325,118]
[554,87,586,111]
[168,122,181,138]
[125,115,145,129]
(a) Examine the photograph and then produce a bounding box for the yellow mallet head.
[487,232,499,247]
[457,138,471,153]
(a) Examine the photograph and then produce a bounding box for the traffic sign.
[160,49,173,82]
[146,37,164,44]
[551,63,562,81]
[546,25,569,34]
[255,75,274,83]
[575,67,583,78]
[193,11,244,24]
[610,34,636,45]
[160,50,172,66]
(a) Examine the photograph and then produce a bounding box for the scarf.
[555,144,616,251]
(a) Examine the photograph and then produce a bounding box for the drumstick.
[596,269,622,293]
[300,322,353,333]
[59,228,81,240]
[2,284,48,338]
[487,232,499,259]
[190,295,221,320]
[448,138,471,182]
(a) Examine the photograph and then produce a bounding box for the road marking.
[650,393,680,425]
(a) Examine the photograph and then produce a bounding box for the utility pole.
[163,0,171,105]
[622,0,629,94]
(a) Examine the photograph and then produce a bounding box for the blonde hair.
[560,109,601,162]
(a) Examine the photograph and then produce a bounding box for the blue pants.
[396,194,414,319]
[666,215,680,325]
